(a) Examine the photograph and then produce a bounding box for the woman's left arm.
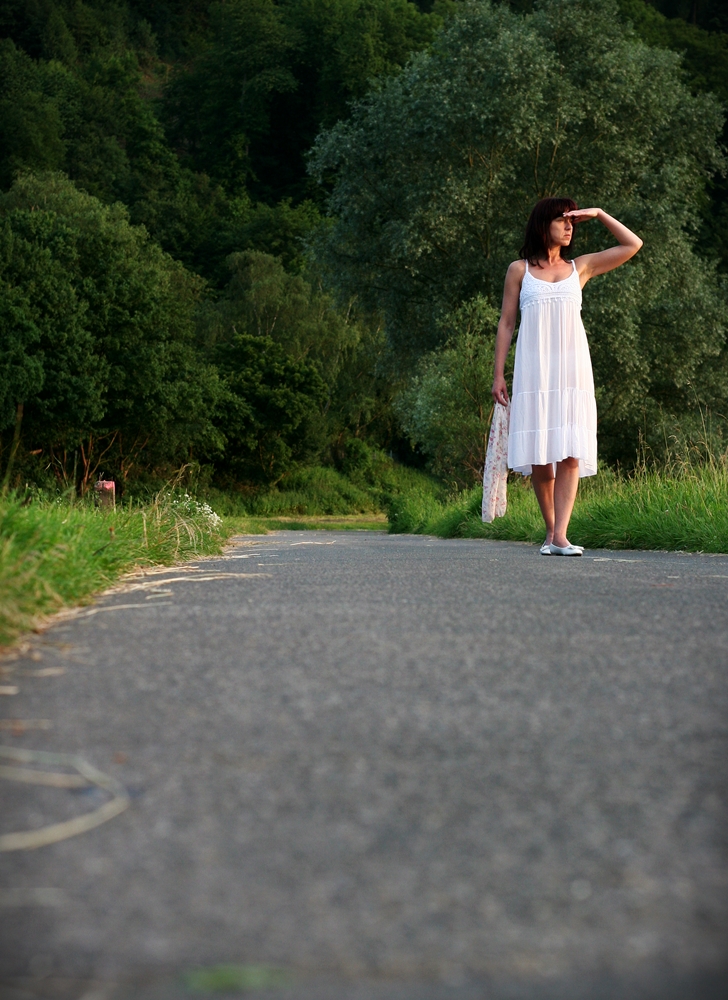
[564,208,643,281]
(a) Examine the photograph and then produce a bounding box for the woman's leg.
[552,457,580,547]
[531,464,555,543]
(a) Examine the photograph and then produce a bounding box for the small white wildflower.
[167,491,221,530]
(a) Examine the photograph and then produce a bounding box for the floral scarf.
[482,401,510,523]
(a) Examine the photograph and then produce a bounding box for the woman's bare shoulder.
[505,259,526,284]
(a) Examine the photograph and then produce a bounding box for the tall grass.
[0,491,228,647]
[387,459,728,553]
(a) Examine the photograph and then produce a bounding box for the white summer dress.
[508,259,598,478]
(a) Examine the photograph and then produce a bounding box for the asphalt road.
[1,531,728,1000]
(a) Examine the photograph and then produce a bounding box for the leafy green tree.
[0,210,107,489]
[0,172,220,488]
[394,297,503,485]
[267,0,443,200]
[0,0,444,287]
[164,0,441,200]
[199,250,400,466]
[164,0,299,192]
[202,250,358,372]
[151,189,324,286]
[0,40,66,188]
[213,332,327,483]
[617,0,728,272]
[643,0,728,32]
[0,7,217,275]
[279,0,442,128]
[311,0,727,464]
[124,0,211,58]
[0,0,134,63]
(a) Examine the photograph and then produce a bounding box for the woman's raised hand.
[568,209,643,278]
[492,375,509,406]
[563,207,600,223]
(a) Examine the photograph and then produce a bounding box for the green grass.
[205,463,443,518]
[386,463,728,553]
[0,491,230,647]
[226,513,387,533]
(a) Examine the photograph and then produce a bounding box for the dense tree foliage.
[617,0,728,271]
[213,332,327,484]
[200,251,399,478]
[0,173,220,489]
[642,0,727,33]
[311,0,727,469]
[163,0,443,203]
[394,297,502,486]
[0,0,727,489]
[0,0,444,285]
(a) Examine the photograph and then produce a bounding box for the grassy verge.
[386,463,728,553]
[204,464,443,518]
[226,514,387,533]
[0,492,230,648]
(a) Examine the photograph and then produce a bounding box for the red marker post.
[94,479,116,510]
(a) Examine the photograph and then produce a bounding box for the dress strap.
[570,259,577,274]
[524,261,529,274]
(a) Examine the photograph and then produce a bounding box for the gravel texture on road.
[1,531,727,1000]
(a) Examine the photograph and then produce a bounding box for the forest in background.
[0,0,726,503]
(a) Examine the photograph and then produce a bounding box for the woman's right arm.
[491,260,524,405]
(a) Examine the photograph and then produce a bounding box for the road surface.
[1,531,727,999]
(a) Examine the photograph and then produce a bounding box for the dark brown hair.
[520,197,578,266]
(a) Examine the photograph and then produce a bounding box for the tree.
[213,332,327,483]
[200,250,397,471]
[164,0,300,193]
[0,40,65,188]
[277,0,443,130]
[394,297,503,485]
[163,0,442,201]
[617,0,728,272]
[202,250,358,369]
[640,0,728,33]
[0,211,107,489]
[0,172,219,489]
[310,0,727,464]
[0,1,444,287]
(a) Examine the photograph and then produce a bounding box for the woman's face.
[548,214,574,248]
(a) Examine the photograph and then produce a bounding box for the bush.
[204,458,444,518]
[394,297,506,486]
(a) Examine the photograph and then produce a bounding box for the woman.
[491,200,642,556]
